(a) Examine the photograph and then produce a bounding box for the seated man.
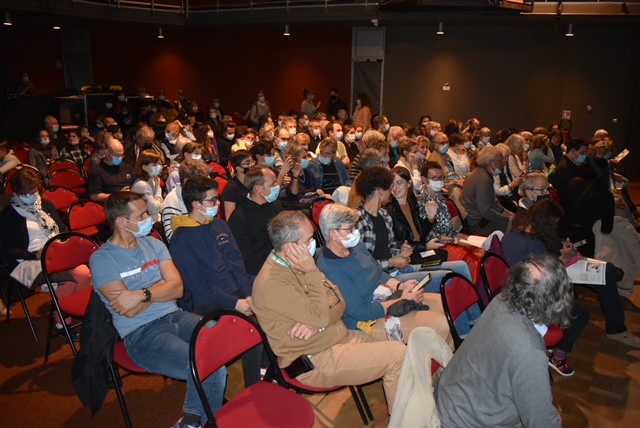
[436,255,569,427]
[171,176,259,386]
[228,165,284,276]
[418,161,463,241]
[88,137,134,202]
[89,191,226,428]
[161,159,209,242]
[309,138,350,196]
[251,210,406,415]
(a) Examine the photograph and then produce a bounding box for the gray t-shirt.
[90,236,179,337]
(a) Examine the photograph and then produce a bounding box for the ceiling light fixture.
[565,23,574,37]
[283,24,290,36]
[53,25,61,30]
[158,27,164,39]
[437,22,444,35]
[4,12,12,26]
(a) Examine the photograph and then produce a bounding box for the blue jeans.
[397,260,481,337]
[125,310,227,421]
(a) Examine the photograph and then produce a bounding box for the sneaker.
[607,331,640,348]
[171,420,201,428]
[548,357,575,377]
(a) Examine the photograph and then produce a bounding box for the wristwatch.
[142,288,152,303]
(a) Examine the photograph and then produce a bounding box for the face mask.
[416,152,426,160]
[341,229,361,248]
[118,95,125,101]
[390,141,399,148]
[604,152,612,160]
[200,204,219,219]
[244,140,254,148]
[464,141,473,149]
[96,123,104,129]
[258,96,266,103]
[384,124,390,132]
[429,129,437,137]
[278,141,288,151]
[345,133,356,143]
[209,114,217,120]
[491,163,502,176]
[534,193,551,202]
[105,103,113,109]
[191,153,202,161]
[125,217,153,238]
[576,154,586,164]
[18,193,38,205]
[355,132,363,140]
[307,239,317,257]
[51,125,60,133]
[335,131,344,141]
[192,107,198,112]
[206,131,214,139]
[289,128,297,137]
[318,156,332,165]
[277,121,283,127]
[381,156,390,165]
[122,109,129,115]
[183,130,196,141]
[41,138,50,145]
[264,185,281,203]
[523,144,530,151]
[263,156,276,166]
[226,133,235,140]
[481,136,491,144]
[312,129,321,138]
[158,95,165,101]
[150,165,162,177]
[157,118,166,124]
[213,102,220,108]
[356,99,361,106]
[428,180,444,192]
[69,138,80,146]
[300,159,310,169]
[439,144,449,154]
[111,156,123,166]
[165,133,176,142]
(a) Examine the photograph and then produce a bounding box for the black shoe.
[56,327,80,342]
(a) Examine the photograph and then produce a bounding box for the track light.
[158,27,164,39]
[4,12,12,26]
[565,23,574,37]
[53,25,61,30]
[283,24,290,36]
[436,22,444,35]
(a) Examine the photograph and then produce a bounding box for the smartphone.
[421,259,443,269]
[284,354,315,378]
[439,236,454,244]
[412,273,431,293]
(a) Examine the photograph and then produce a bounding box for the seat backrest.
[49,159,82,175]
[68,201,107,231]
[440,272,483,348]
[481,252,510,300]
[83,156,93,176]
[41,187,80,213]
[311,198,334,226]
[51,169,87,190]
[41,232,100,276]
[12,144,31,164]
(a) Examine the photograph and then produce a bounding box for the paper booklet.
[565,258,607,285]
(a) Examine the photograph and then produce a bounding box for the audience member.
[131,150,164,223]
[88,137,133,202]
[309,138,349,196]
[59,130,92,166]
[0,140,22,177]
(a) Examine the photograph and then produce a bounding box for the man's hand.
[283,242,317,274]
[399,279,419,291]
[288,322,320,341]
[108,289,144,316]
[400,241,413,258]
[235,298,253,316]
[400,288,424,303]
[389,255,410,269]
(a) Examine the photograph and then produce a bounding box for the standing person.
[300,88,321,117]
[131,150,164,223]
[436,255,569,428]
[89,191,227,428]
[352,93,373,132]
[326,88,348,119]
[249,90,271,130]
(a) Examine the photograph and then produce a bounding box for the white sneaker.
[607,331,640,348]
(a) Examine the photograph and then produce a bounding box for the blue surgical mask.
[576,154,586,164]
[264,185,281,203]
[355,132,363,140]
[200,205,219,218]
[335,131,344,141]
[464,141,473,149]
[125,217,153,238]
[300,159,310,169]
[18,193,38,205]
[307,239,317,257]
[318,156,332,165]
[523,143,530,151]
[439,145,449,154]
[384,124,390,132]
[150,165,162,177]
[416,152,426,160]
[264,156,276,166]
[604,152,613,160]
[111,156,123,166]
[278,141,288,151]
[341,229,361,248]
[390,141,400,149]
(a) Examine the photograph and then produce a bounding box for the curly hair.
[355,166,393,199]
[501,254,574,328]
[512,199,563,253]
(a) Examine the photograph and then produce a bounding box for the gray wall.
[382,23,640,177]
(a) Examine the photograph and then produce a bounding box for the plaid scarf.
[12,195,60,238]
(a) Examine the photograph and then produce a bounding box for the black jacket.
[386,197,434,249]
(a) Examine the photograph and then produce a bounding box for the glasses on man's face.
[337,226,356,233]
[428,176,444,181]
[203,197,219,204]
[323,279,342,309]
[532,187,550,194]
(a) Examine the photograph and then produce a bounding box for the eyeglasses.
[428,176,444,181]
[337,226,356,233]
[532,187,550,194]
[203,197,219,204]
[323,279,342,309]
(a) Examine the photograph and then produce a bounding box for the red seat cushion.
[281,370,342,393]
[113,341,148,373]
[215,381,315,427]
[58,287,93,318]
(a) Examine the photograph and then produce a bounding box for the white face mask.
[481,136,491,144]
[307,239,317,257]
[207,131,214,139]
[345,133,356,143]
[428,180,444,192]
[523,144,530,151]
[191,153,202,161]
[335,131,344,141]
[340,229,361,248]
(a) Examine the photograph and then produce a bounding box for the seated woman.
[132,149,164,224]
[527,134,554,172]
[193,123,219,164]
[165,142,204,193]
[222,150,253,221]
[316,203,453,348]
[29,129,60,186]
[59,129,92,166]
[0,168,92,331]
[393,138,423,191]
[447,133,471,179]
[502,200,639,365]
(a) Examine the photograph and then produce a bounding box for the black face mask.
[472,136,480,144]
[142,142,153,149]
